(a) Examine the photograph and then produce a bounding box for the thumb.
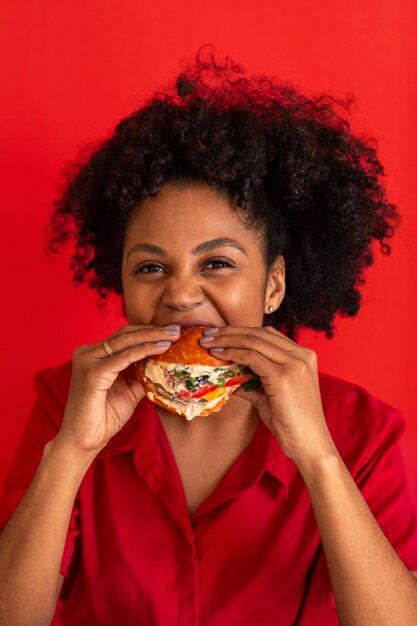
[124,376,147,404]
[234,385,263,409]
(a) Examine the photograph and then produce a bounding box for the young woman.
[1,49,417,625]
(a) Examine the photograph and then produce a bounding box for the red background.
[1,1,416,502]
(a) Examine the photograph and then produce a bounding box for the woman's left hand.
[200,325,338,467]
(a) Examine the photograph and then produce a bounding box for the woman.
[1,48,417,625]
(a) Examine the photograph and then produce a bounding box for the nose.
[160,273,205,311]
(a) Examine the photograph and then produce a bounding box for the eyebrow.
[126,237,247,259]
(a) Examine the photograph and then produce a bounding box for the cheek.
[122,283,158,323]
[122,296,138,324]
[122,270,266,325]
[214,277,265,321]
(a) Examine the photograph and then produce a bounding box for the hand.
[55,324,181,456]
[200,325,337,466]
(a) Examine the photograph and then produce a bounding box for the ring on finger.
[103,340,115,357]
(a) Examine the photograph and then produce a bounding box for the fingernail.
[209,347,224,352]
[199,336,214,344]
[164,328,181,335]
[203,327,219,335]
[164,324,181,331]
[155,340,172,347]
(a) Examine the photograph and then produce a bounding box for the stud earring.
[268,306,275,313]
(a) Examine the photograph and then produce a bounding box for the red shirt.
[1,360,417,626]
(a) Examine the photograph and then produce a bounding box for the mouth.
[168,319,219,329]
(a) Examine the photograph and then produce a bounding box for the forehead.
[125,182,265,254]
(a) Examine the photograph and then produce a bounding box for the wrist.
[292,434,341,482]
[45,433,99,473]
[293,440,342,485]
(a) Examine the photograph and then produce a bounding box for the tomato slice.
[224,375,253,387]
[177,375,255,399]
[178,384,218,399]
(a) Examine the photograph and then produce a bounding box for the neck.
[156,395,260,442]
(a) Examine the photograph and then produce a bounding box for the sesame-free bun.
[149,325,233,366]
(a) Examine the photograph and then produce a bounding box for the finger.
[261,324,300,347]
[234,385,264,409]
[205,325,298,352]
[205,346,281,380]
[121,375,145,399]
[92,326,181,359]
[105,323,164,340]
[100,340,177,375]
[72,325,167,357]
[75,341,176,392]
[200,332,298,364]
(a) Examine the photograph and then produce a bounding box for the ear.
[264,255,286,315]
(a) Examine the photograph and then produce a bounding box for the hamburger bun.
[136,326,258,420]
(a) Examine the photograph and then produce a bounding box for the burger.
[135,325,260,420]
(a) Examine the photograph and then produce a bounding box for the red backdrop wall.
[1,1,416,504]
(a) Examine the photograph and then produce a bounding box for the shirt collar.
[97,397,289,498]
[96,396,156,459]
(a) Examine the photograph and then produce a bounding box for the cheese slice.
[201,387,225,402]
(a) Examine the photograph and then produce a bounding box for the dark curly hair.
[47,44,400,341]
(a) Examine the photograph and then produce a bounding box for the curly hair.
[47,44,400,341]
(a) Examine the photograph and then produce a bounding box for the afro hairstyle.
[47,44,400,341]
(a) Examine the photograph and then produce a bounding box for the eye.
[135,263,165,273]
[133,258,234,275]
[204,258,233,270]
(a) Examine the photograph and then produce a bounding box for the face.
[122,181,285,328]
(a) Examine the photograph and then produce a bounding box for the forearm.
[0,436,95,626]
[298,449,417,626]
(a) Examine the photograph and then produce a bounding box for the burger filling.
[143,361,259,420]
[144,362,255,396]
[147,383,239,420]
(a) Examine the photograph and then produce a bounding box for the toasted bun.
[148,325,233,366]
[136,325,239,419]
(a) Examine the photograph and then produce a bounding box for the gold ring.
[103,340,115,357]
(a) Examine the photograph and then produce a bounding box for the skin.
[119,181,337,466]
[119,180,287,513]
[1,180,416,626]
[57,180,287,455]
[121,180,286,441]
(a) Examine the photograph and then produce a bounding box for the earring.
[268,306,275,313]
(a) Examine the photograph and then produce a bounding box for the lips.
[170,319,219,329]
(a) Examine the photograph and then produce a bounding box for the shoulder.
[318,369,401,420]
[318,370,406,474]
[31,359,73,426]
[34,359,73,388]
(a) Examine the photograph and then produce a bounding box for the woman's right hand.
[53,324,181,457]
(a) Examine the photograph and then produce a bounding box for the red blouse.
[1,360,417,626]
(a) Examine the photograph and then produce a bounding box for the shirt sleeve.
[296,403,417,625]
[355,406,417,570]
[0,369,80,585]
